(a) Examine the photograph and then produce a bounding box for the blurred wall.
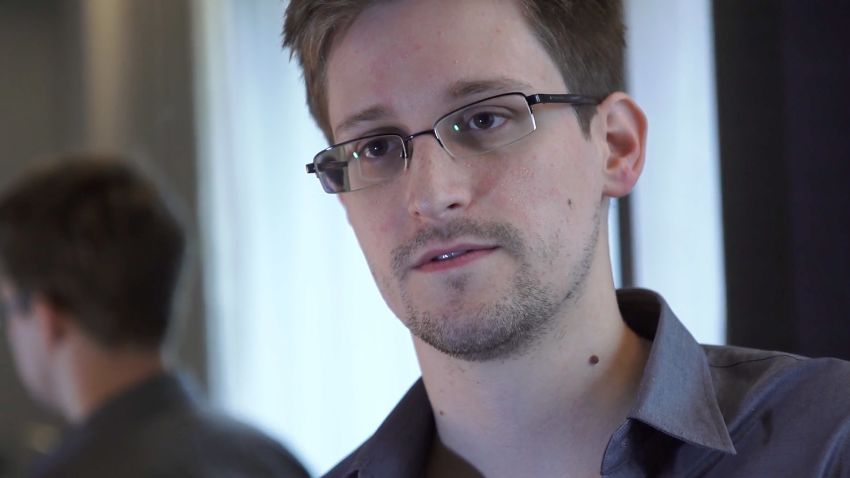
[0,5,65,475]
[0,1,205,475]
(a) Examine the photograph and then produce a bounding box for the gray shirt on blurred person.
[29,372,309,478]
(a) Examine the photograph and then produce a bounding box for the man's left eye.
[468,112,506,130]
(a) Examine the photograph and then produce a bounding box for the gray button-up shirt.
[324,289,850,477]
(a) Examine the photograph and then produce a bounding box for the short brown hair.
[283,0,625,141]
[0,155,187,348]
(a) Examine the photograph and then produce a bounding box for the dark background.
[713,0,850,359]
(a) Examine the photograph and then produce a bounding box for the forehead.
[325,0,566,137]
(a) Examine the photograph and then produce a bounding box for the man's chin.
[398,260,564,362]
[404,309,542,362]
[414,328,533,362]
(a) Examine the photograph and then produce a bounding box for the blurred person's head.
[0,154,187,415]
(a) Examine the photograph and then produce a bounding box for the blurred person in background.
[0,155,309,478]
[284,0,850,476]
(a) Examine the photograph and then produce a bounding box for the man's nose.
[404,134,474,222]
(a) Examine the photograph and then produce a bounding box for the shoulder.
[704,344,850,406]
[34,405,309,478]
[154,406,311,477]
[702,345,850,475]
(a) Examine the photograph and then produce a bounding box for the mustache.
[391,219,525,279]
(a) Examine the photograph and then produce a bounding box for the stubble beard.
[391,215,600,362]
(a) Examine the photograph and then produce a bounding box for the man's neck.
[414,285,650,477]
[53,336,166,424]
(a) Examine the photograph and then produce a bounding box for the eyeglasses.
[305,92,601,194]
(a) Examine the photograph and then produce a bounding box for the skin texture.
[324,0,650,475]
[3,285,54,407]
[328,0,605,362]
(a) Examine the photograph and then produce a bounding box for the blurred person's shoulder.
[175,404,311,477]
[135,372,311,477]
[30,371,310,478]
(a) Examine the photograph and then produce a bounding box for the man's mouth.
[434,250,471,262]
[413,245,499,271]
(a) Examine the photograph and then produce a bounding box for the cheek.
[484,143,600,248]
[9,324,37,387]
[376,210,400,237]
[485,149,574,213]
[7,321,25,361]
[343,196,400,267]
[528,140,600,206]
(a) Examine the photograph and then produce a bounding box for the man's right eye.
[362,139,390,158]
[467,112,507,131]
[353,136,404,161]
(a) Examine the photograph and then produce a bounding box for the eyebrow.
[333,77,535,139]
[334,105,393,139]
[445,77,534,100]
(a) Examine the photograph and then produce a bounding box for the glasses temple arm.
[527,93,603,107]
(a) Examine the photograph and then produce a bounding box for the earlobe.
[598,93,648,198]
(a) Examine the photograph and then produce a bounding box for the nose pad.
[404,132,472,221]
[403,130,443,161]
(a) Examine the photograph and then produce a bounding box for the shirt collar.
[601,289,736,474]
[346,379,434,477]
[341,289,736,477]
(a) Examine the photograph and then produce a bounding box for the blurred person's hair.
[283,0,625,141]
[0,154,187,349]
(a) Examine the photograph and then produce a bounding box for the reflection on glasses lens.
[313,134,407,193]
[315,155,347,193]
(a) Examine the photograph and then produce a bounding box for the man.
[0,156,309,478]
[284,0,850,476]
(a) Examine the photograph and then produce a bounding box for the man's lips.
[411,244,499,271]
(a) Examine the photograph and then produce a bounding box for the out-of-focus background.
[0,0,847,475]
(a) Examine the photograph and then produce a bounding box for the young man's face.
[325,0,609,360]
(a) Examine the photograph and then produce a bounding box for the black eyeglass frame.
[305,92,603,192]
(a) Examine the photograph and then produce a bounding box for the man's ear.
[30,295,71,348]
[597,92,648,198]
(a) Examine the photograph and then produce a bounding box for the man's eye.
[469,112,503,130]
[360,139,392,158]
[452,111,509,132]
